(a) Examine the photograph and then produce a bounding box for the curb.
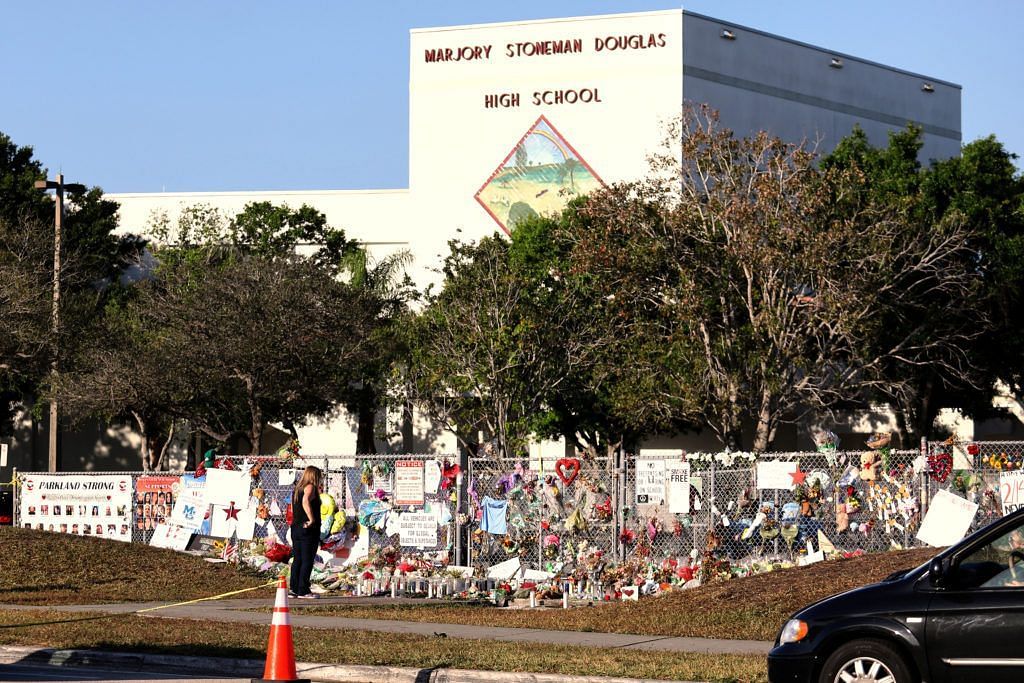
[0,645,708,683]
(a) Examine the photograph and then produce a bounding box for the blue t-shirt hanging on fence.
[481,496,508,535]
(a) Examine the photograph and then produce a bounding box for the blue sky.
[1,1,1020,193]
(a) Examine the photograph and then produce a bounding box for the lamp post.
[34,174,85,473]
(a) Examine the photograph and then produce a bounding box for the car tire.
[819,638,913,683]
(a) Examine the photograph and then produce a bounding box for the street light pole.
[34,174,84,473]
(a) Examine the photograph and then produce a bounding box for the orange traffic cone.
[252,575,310,683]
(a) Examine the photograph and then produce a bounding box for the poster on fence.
[394,460,425,506]
[424,460,442,494]
[398,512,438,547]
[150,523,192,550]
[1000,470,1024,514]
[135,476,178,534]
[757,461,798,490]
[917,489,978,547]
[204,468,251,507]
[170,486,209,531]
[667,461,691,514]
[19,474,132,542]
[635,458,666,504]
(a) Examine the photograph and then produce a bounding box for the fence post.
[616,447,626,563]
[456,460,465,566]
[919,437,930,527]
[707,455,716,559]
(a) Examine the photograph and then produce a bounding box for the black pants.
[290,525,319,596]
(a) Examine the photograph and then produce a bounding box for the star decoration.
[790,468,808,486]
[224,503,240,521]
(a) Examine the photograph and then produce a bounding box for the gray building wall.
[683,12,961,163]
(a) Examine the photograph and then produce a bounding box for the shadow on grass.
[0,613,122,629]
[91,641,265,659]
[0,576,128,596]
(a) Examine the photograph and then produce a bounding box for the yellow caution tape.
[134,579,280,613]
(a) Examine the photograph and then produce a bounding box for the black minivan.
[768,506,1024,683]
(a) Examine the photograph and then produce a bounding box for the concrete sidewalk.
[0,598,772,656]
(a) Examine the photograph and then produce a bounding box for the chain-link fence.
[12,455,458,559]
[12,439,1024,581]
[467,455,619,579]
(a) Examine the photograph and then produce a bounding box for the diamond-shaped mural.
[475,115,604,235]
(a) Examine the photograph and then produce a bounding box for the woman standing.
[290,466,323,598]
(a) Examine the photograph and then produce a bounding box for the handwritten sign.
[394,460,425,506]
[1000,471,1024,514]
[917,489,978,547]
[635,459,666,504]
[398,512,438,547]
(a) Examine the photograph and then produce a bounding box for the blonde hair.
[293,466,324,505]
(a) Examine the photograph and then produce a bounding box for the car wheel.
[819,638,913,683]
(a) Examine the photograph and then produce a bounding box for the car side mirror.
[928,558,946,588]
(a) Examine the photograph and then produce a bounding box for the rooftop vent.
[921,82,935,93]
[720,29,736,40]
[830,57,843,69]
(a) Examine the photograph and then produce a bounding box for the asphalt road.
[0,662,249,682]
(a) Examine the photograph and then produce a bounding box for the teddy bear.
[859,451,880,481]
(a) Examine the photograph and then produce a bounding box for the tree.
[564,106,983,451]
[0,130,143,435]
[59,254,383,457]
[410,234,606,459]
[339,248,416,453]
[824,128,1024,443]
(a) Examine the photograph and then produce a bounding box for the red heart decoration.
[967,444,980,456]
[622,587,635,597]
[41,495,46,500]
[555,458,581,486]
[106,496,112,501]
[928,452,953,483]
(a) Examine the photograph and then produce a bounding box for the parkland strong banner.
[19,474,133,542]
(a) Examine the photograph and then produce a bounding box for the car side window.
[954,525,1024,589]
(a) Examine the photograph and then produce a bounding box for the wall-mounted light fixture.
[720,29,735,40]
[829,57,843,69]
[921,82,935,93]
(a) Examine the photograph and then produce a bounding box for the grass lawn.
[296,546,937,641]
[0,609,768,683]
[0,526,940,682]
[0,527,275,604]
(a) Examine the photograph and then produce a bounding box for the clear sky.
[1,1,1020,193]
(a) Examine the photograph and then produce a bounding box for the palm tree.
[340,248,415,453]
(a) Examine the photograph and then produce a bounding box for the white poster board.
[19,474,132,542]
[398,512,438,547]
[487,556,522,580]
[1000,470,1024,514]
[204,468,251,507]
[952,444,974,471]
[635,458,666,504]
[394,460,425,506]
[150,523,192,550]
[424,460,442,494]
[342,523,370,566]
[917,489,978,547]
[667,461,691,514]
[757,461,798,490]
